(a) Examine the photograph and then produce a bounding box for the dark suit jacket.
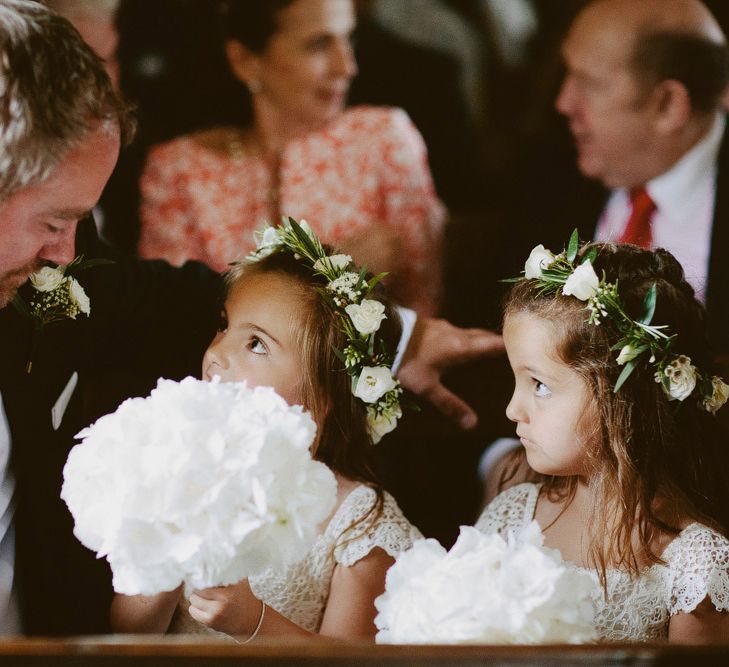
[493,117,729,354]
[0,219,221,635]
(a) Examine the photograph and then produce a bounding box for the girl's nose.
[203,332,228,373]
[505,391,523,424]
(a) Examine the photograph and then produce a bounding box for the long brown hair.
[503,243,729,587]
[225,249,402,536]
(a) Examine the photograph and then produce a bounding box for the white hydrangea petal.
[375,522,596,644]
[60,377,337,595]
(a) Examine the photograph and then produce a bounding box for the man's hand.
[397,317,505,429]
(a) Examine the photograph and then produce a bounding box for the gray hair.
[0,0,133,199]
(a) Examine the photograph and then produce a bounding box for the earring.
[248,80,261,94]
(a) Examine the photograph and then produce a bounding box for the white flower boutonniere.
[12,255,112,372]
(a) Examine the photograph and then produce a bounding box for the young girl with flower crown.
[111,220,420,640]
[476,236,729,642]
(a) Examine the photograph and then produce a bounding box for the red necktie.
[620,186,656,248]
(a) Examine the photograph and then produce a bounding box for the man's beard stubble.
[0,259,44,308]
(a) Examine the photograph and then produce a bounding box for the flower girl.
[477,237,729,642]
[111,220,420,640]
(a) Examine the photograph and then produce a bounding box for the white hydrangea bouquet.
[374,522,596,644]
[61,377,337,596]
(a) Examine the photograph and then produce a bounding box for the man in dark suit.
[499,0,729,356]
[0,0,503,635]
[0,1,221,634]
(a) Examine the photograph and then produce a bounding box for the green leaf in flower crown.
[614,359,637,393]
[332,345,347,364]
[287,218,319,260]
[583,247,598,264]
[639,282,657,325]
[566,229,580,263]
[366,272,389,295]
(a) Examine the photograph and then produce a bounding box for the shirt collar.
[643,112,725,225]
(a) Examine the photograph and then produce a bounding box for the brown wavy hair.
[225,248,402,539]
[502,243,729,588]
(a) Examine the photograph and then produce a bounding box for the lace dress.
[170,485,421,637]
[475,483,729,641]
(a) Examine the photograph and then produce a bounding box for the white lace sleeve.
[333,488,421,567]
[474,483,540,536]
[663,523,729,615]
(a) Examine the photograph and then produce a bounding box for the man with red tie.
[497,0,728,355]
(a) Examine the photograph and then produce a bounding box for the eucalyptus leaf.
[614,360,636,393]
[367,272,389,293]
[584,247,598,264]
[566,229,579,262]
[639,283,657,325]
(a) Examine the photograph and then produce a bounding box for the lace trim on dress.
[660,523,729,615]
[474,482,540,536]
[331,486,421,566]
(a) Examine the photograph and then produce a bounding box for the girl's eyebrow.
[518,364,557,382]
[242,322,281,347]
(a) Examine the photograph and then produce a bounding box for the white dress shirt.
[0,393,19,634]
[595,113,725,303]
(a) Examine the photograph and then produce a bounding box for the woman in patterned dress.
[138,0,446,315]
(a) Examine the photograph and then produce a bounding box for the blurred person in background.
[137,0,447,316]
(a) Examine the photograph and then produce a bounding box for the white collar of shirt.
[646,111,725,226]
[0,393,19,635]
[596,112,725,301]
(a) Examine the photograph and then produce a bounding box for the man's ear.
[225,39,260,89]
[651,79,692,134]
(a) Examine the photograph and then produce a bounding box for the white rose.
[703,376,729,414]
[616,344,641,366]
[30,266,65,292]
[345,299,387,335]
[367,405,402,444]
[524,245,555,279]
[68,278,91,315]
[313,254,352,273]
[656,355,697,402]
[353,366,397,404]
[562,260,599,301]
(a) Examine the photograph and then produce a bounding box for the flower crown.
[516,230,728,414]
[248,217,403,443]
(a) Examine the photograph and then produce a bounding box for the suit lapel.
[707,118,729,354]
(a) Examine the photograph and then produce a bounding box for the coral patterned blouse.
[138,106,447,315]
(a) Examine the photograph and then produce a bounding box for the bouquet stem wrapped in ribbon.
[61,377,337,596]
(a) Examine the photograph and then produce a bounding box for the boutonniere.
[12,255,112,373]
